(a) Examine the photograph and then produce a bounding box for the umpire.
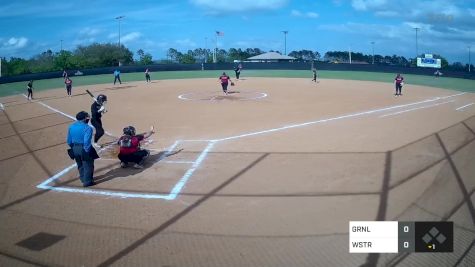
[67,111,99,187]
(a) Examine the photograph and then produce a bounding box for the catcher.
[117,125,155,169]
[219,72,234,95]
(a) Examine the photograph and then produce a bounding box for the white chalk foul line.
[379,100,456,118]
[215,92,466,142]
[456,103,474,111]
[22,94,116,138]
[168,141,216,200]
[162,161,196,164]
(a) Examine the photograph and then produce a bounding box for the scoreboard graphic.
[417,54,442,68]
[349,221,453,253]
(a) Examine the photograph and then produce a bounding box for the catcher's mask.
[123,126,136,136]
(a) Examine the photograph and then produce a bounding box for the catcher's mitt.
[231,82,235,86]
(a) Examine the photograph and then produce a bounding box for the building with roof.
[245,52,296,62]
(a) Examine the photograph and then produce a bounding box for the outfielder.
[26,80,34,100]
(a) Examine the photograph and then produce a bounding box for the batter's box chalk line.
[37,140,215,200]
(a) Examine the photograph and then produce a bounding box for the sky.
[0,0,474,63]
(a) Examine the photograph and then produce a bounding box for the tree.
[167,48,182,62]
[74,43,133,68]
[179,51,196,64]
[53,50,76,70]
[136,49,153,65]
[29,49,55,72]
[3,57,30,75]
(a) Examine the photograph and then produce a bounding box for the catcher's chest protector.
[119,135,133,148]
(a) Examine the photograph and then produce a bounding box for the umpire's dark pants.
[114,75,122,85]
[72,144,95,186]
[118,150,149,164]
[91,118,104,143]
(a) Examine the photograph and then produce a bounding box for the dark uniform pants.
[395,83,403,95]
[91,118,104,143]
[221,83,228,92]
[118,150,149,164]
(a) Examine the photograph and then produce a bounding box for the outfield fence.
[1,62,474,84]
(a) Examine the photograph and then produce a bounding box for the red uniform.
[394,75,404,96]
[219,74,230,84]
[119,135,144,155]
[219,74,231,93]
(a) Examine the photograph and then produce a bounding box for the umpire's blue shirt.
[67,121,93,152]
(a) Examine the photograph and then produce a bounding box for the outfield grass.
[0,70,474,97]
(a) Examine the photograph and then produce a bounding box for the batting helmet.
[123,126,136,136]
[97,94,107,104]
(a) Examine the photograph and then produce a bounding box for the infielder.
[394,73,404,96]
[219,72,233,95]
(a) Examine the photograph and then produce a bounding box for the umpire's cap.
[76,111,90,121]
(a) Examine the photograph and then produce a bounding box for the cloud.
[79,27,101,37]
[121,32,142,43]
[351,0,387,11]
[2,37,28,49]
[190,0,288,13]
[318,21,474,61]
[175,39,197,47]
[291,9,319,18]
[375,11,398,17]
[349,0,475,44]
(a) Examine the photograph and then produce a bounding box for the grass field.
[0,69,474,97]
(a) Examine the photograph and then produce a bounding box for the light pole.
[469,46,472,72]
[115,16,125,47]
[371,41,375,64]
[115,16,125,66]
[205,37,208,63]
[349,45,352,64]
[214,31,224,63]
[60,39,63,51]
[414,27,420,59]
[281,31,288,55]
